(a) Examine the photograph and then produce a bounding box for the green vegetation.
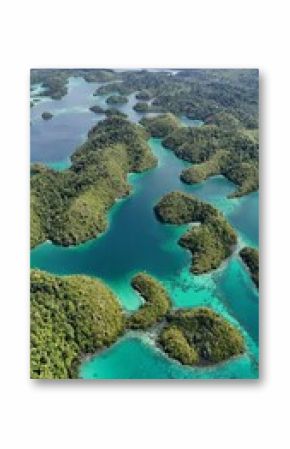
[133,101,149,112]
[136,90,151,100]
[31,271,245,377]
[105,108,128,118]
[106,95,128,105]
[159,325,198,365]
[160,307,245,365]
[239,247,259,288]
[31,116,157,247]
[31,69,117,99]
[154,191,237,273]
[89,105,105,114]
[30,269,124,379]
[180,149,230,184]
[140,113,180,137]
[41,112,53,120]
[127,273,171,330]
[158,113,259,197]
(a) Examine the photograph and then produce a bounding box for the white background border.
[1,0,288,447]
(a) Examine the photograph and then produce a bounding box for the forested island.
[31,270,245,378]
[41,111,53,120]
[142,112,258,198]
[106,95,128,105]
[133,101,149,112]
[154,191,237,273]
[159,308,245,365]
[239,247,259,288]
[30,269,125,379]
[31,116,156,247]
[127,273,171,330]
[89,105,105,114]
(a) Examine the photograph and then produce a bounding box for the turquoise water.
[79,334,257,379]
[30,76,259,379]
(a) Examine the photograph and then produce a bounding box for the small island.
[127,273,171,330]
[41,111,53,120]
[89,105,105,114]
[30,269,125,379]
[133,101,149,113]
[154,191,237,273]
[105,108,128,118]
[140,113,180,137]
[159,307,245,366]
[106,95,128,105]
[136,90,151,101]
[239,247,259,288]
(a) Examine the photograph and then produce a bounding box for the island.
[136,90,151,101]
[31,116,157,248]
[30,270,246,378]
[154,191,237,273]
[239,247,259,288]
[30,269,125,379]
[159,307,245,366]
[105,108,128,118]
[133,101,149,113]
[140,113,180,137]
[89,105,105,114]
[142,112,259,198]
[106,95,128,105]
[41,111,53,120]
[126,273,171,330]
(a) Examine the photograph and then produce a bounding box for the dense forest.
[142,112,259,198]
[154,191,237,273]
[159,308,245,365]
[127,273,171,330]
[239,247,259,288]
[30,270,125,379]
[32,68,258,128]
[31,117,157,247]
[31,270,245,377]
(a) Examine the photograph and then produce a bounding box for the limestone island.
[159,307,245,366]
[89,105,105,114]
[136,90,151,101]
[154,191,237,274]
[142,113,259,198]
[105,108,128,118]
[30,270,245,378]
[126,273,171,330]
[30,269,125,379]
[41,111,53,120]
[133,101,149,113]
[31,116,157,248]
[106,95,128,105]
[140,113,180,138]
[239,247,259,288]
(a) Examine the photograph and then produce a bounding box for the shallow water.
[30,76,259,379]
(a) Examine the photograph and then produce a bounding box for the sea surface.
[30,76,259,379]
